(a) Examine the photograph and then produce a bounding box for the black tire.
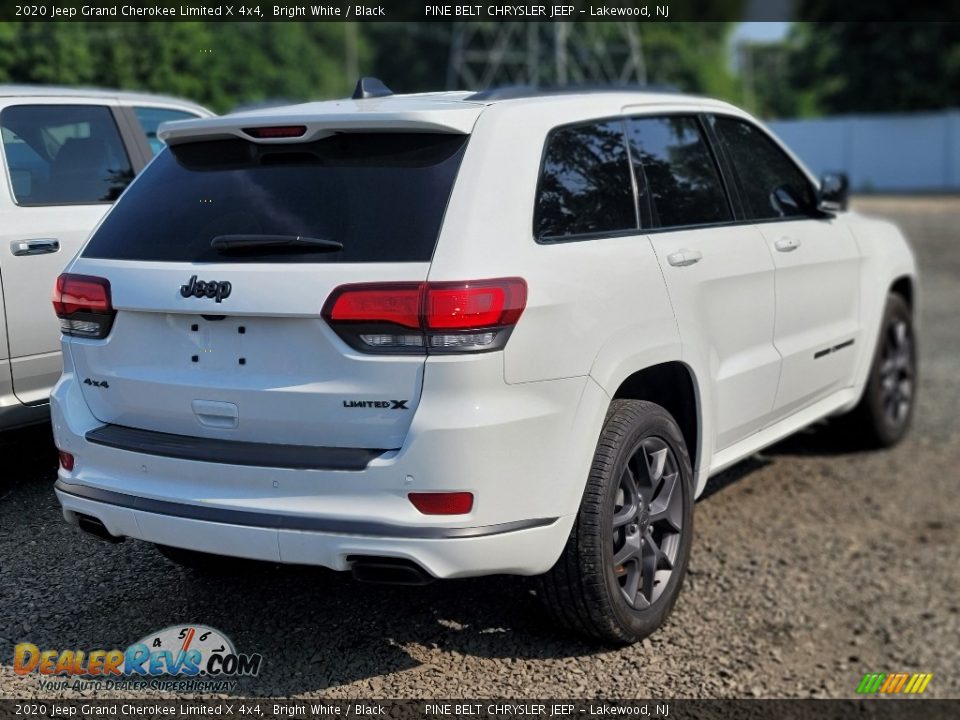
[538,400,694,645]
[156,544,250,574]
[842,294,916,448]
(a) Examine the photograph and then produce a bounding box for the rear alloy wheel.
[844,294,916,448]
[611,436,685,610]
[538,400,694,645]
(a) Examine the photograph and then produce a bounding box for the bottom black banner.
[0,700,957,720]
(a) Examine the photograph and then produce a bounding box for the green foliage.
[365,23,453,93]
[0,21,739,112]
[4,16,955,119]
[2,23,94,86]
[0,22,363,112]
[786,22,960,114]
[642,23,736,97]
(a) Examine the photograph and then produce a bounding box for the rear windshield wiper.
[211,234,343,253]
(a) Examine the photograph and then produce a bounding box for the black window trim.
[706,112,831,225]
[533,112,742,243]
[533,114,642,245]
[624,111,737,233]
[532,110,834,246]
[697,112,745,220]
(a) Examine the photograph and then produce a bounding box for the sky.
[732,22,792,44]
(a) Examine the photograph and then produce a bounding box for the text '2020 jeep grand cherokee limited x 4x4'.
[50,82,917,644]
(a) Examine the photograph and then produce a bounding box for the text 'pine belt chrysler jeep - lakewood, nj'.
[50,80,917,644]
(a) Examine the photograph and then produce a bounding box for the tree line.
[0,21,956,117]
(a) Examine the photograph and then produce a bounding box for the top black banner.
[4,0,960,23]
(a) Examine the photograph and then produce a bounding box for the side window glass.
[134,107,200,155]
[534,120,636,240]
[627,116,731,228]
[1,105,134,206]
[713,116,816,220]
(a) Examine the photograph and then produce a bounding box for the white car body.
[0,86,211,429]
[51,88,916,583]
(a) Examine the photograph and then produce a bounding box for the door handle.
[774,236,801,252]
[11,238,60,256]
[667,249,702,267]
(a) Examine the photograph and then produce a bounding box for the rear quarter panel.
[429,99,681,387]
[427,99,685,513]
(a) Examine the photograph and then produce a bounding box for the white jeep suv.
[50,82,917,644]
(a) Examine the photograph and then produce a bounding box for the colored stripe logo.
[857,672,933,694]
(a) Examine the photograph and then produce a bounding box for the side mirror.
[818,172,849,212]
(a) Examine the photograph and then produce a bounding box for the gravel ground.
[1,196,958,700]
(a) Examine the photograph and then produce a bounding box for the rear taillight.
[52,274,115,339]
[58,450,75,472]
[322,278,527,354]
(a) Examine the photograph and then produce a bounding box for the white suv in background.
[50,82,917,644]
[0,86,210,430]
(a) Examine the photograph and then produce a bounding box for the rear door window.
[133,107,201,155]
[712,116,816,220]
[534,120,636,240]
[626,116,731,229]
[0,104,133,206]
[82,133,468,264]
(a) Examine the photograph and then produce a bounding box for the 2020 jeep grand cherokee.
[50,83,917,644]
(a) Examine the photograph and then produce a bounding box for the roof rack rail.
[465,83,684,102]
[352,77,394,100]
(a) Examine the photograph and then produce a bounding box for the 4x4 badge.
[180,275,232,303]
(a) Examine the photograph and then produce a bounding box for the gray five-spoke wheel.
[879,318,914,426]
[611,436,683,609]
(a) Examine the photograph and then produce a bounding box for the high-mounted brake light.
[53,274,115,339]
[322,278,527,355]
[242,125,307,139]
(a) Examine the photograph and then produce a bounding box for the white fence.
[768,110,960,193]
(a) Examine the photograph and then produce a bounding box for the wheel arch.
[889,275,914,313]
[610,361,701,479]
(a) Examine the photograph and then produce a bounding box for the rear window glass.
[534,120,636,240]
[82,133,468,264]
[1,104,133,206]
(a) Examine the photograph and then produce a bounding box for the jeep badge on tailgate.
[180,275,232,303]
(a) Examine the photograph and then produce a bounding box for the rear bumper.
[55,482,573,579]
[51,350,610,577]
